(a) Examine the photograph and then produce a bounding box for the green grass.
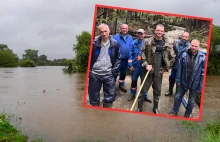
[0,113,43,142]
[178,116,220,142]
[0,113,28,142]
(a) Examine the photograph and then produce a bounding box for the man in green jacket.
[137,24,175,114]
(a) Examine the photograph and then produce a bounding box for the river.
[0,66,219,142]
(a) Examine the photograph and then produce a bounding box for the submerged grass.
[0,113,43,142]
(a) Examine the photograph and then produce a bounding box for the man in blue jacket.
[169,39,206,118]
[128,29,152,103]
[88,23,120,108]
[113,24,133,92]
[165,32,190,96]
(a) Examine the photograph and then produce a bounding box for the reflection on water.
[0,66,219,142]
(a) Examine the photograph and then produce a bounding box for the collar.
[187,49,198,57]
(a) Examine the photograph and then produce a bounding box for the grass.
[177,116,220,142]
[0,113,43,142]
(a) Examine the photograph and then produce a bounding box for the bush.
[19,60,36,67]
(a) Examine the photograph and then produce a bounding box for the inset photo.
[83,4,213,121]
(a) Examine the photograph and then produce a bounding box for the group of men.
[88,23,206,118]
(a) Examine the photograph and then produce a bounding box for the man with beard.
[165,32,191,96]
[88,23,120,108]
[169,39,206,118]
[137,24,175,113]
[113,24,133,92]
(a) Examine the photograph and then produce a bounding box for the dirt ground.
[86,70,200,119]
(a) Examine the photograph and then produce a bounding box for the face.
[154,26,164,39]
[99,26,110,40]
[182,32,189,43]
[137,32,145,40]
[120,25,128,35]
[190,40,200,54]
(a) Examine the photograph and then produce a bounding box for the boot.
[144,97,152,103]
[169,111,177,116]
[153,98,159,114]
[165,81,175,96]
[137,95,144,112]
[119,85,127,92]
[103,102,113,108]
[128,94,135,101]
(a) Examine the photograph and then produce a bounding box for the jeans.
[172,85,199,117]
[88,72,116,106]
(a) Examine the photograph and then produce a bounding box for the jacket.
[113,33,133,59]
[128,39,146,68]
[90,35,121,76]
[172,39,190,69]
[175,49,206,92]
[141,36,175,72]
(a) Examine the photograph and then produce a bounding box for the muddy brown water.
[0,66,219,142]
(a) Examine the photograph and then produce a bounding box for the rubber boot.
[137,95,144,112]
[119,85,127,92]
[165,81,175,96]
[128,94,135,101]
[152,98,159,114]
[103,102,113,108]
[144,97,152,103]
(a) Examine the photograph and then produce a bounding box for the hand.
[176,83,180,86]
[197,90,201,94]
[146,65,152,71]
[159,68,165,74]
[129,67,134,71]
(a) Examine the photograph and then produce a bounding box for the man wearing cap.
[165,32,190,97]
[169,39,206,117]
[137,24,175,113]
[88,23,120,108]
[113,24,133,92]
[128,29,152,103]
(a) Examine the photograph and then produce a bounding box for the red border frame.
[83,4,213,122]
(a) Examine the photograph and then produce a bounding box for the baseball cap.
[137,29,145,33]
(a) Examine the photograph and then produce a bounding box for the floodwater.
[0,66,219,142]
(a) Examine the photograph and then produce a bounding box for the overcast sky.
[0,0,219,60]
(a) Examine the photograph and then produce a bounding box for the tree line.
[1,25,219,75]
[0,44,70,67]
[95,7,210,40]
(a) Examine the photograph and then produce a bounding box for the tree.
[22,49,39,63]
[38,54,48,66]
[39,54,47,61]
[207,25,220,75]
[0,44,19,67]
[72,31,91,72]
[0,44,8,51]
[210,25,220,52]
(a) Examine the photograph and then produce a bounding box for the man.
[165,32,190,96]
[128,29,152,103]
[88,23,120,108]
[113,24,133,92]
[137,24,175,113]
[169,39,206,118]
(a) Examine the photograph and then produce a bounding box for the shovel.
[130,70,150,111]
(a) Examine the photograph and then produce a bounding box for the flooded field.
[0,66,219,142]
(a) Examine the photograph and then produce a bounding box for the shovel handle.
[130,70,149,111]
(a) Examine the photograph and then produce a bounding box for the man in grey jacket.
[88,23,120,108]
